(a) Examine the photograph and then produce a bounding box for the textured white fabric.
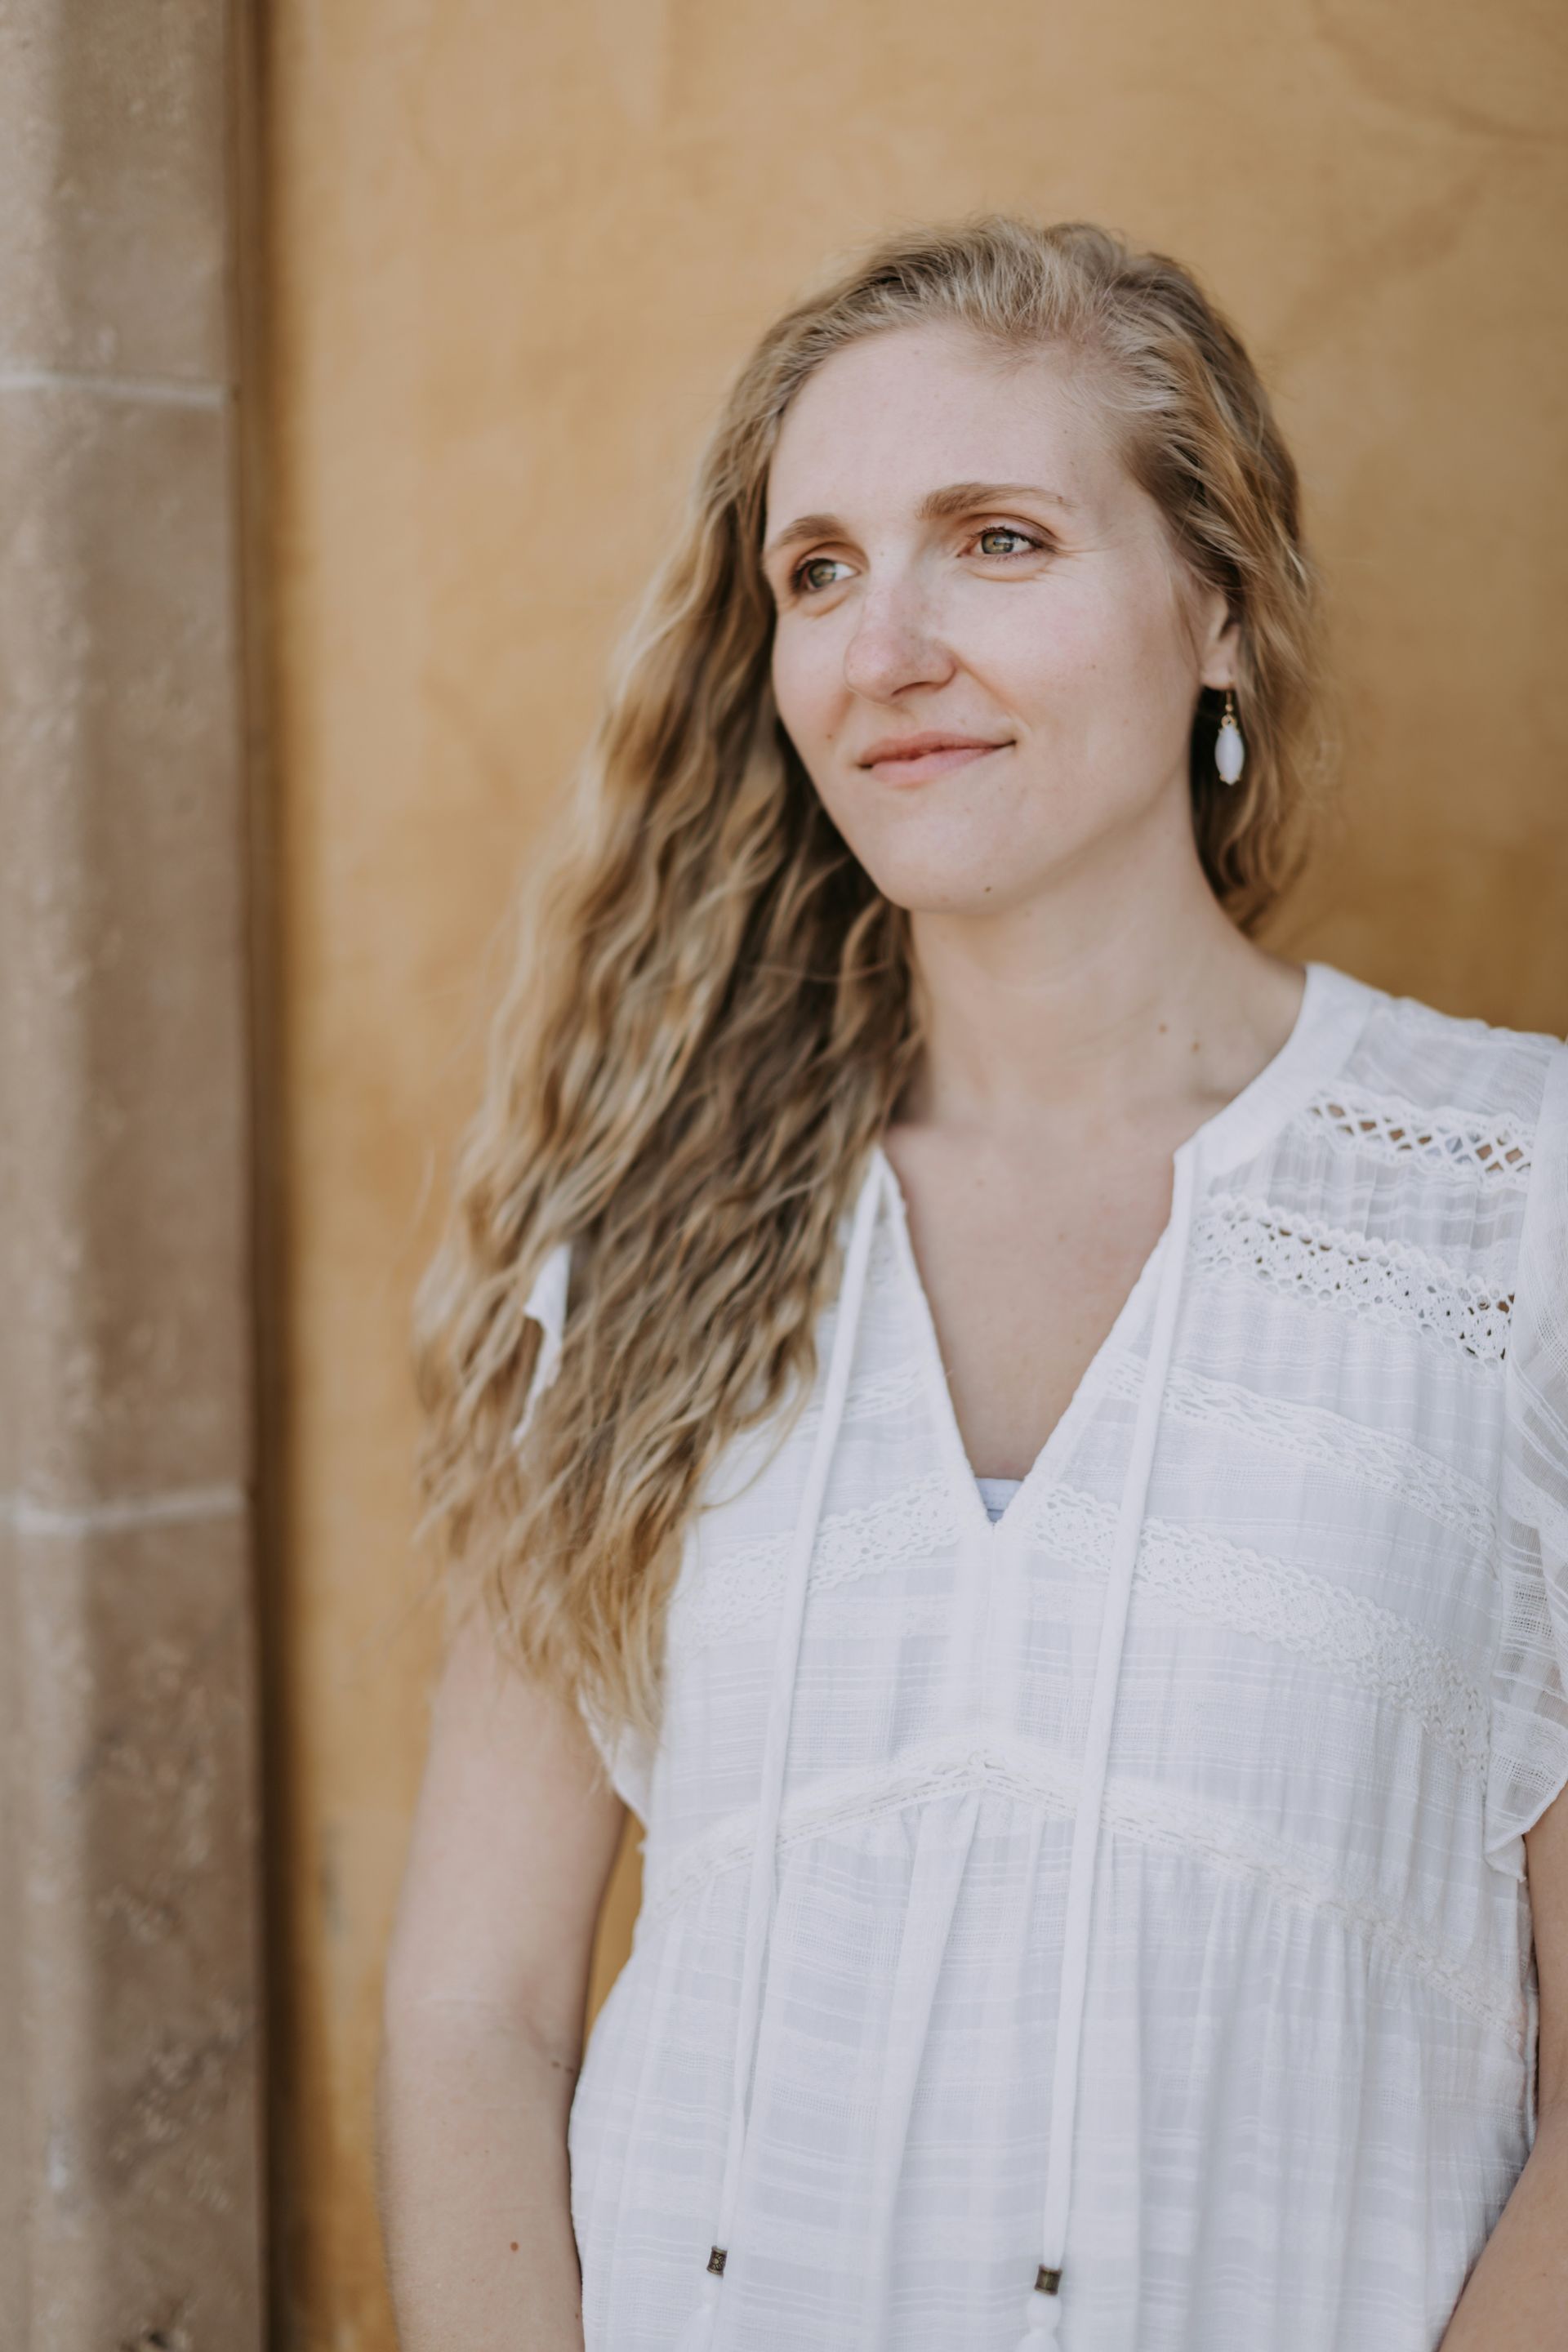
[526,960,1568,2350]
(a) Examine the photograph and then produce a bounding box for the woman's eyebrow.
[915,479,1076,522]
[762,481,1076,564]
[761,511,844,565]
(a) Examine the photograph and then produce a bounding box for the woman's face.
[762,323,1236,916]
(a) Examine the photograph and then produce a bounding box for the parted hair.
[410,214,1329,1750]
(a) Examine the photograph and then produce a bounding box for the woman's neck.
[898,858,1303,1147]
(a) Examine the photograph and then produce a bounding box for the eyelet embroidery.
[1100,1357,1497,1557]
[1193,1192,1515,1365]
[1303,1089,1533,1181]
[1018,1482,1490,1778]
[675,1471,959,1655]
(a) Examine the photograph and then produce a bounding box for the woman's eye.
[974,526,1042,558]
[792,555,851,595]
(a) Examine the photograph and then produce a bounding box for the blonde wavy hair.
[412,213,1329,1751]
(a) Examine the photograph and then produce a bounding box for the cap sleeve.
[1486,1040,1568,1878]
[510,1238,572,1449]
[501,1239,650,1815]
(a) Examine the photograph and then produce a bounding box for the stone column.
[0,3,265,2343]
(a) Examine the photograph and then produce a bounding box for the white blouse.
[519,960,1568,2351]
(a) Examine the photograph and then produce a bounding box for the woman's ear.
[1196,599,1241,692]
[1177,562,1240,690]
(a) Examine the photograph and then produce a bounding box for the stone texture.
[0,1520,29,2328]
[10,1510,262,2344]
[0,1,230,384]
[0,381,252,1508]
[0,0,264,2341]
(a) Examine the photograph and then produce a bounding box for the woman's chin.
[858,851,1044,920]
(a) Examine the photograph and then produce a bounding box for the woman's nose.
[841,581,955,701]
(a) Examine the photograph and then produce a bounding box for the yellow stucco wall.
[265,3,1567,2338]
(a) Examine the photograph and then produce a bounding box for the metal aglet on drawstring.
[1012,2265,1062,2346]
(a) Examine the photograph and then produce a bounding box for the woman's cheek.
[772,635,844,768]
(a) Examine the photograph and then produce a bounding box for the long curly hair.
[411,214,1330,1753]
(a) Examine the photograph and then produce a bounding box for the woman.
[376,218,1568,2350]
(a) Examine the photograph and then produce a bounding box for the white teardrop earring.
[1215,687,1245,786]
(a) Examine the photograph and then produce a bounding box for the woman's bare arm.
[1438,1784,1568,2347]
[376,1597,627,2351]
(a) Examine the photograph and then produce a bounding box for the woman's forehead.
[764,327,1123,529]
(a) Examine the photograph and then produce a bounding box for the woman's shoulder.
[1321,960,1567,1177]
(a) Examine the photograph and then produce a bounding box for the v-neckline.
[868,960,1370,1548]
[877,1143,1170,1546]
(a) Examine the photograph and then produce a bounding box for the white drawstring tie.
[661,1130,1198,2348]
[1011,1138,1201,2350]
[672,1152,887,2350]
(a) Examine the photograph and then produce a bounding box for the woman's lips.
[862,742,1011,784]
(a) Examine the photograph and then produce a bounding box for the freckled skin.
[763,323,1237,921]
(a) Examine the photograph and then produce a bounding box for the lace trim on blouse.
[1099,1357,1498,1557]
[1303,1088,1535,1181]
[679,1458,1488,1775]
[1194,1192,1516,1365]
[1021,1485,1490,1777]
[637,1732,1525,2051]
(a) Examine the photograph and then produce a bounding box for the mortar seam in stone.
[0,365,229,409]
[4,1484,248,1535]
